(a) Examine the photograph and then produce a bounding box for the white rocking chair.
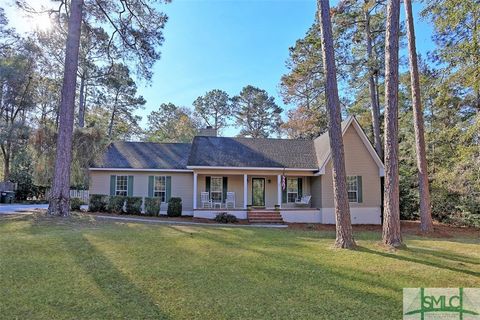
[201,192,212,208]
[225,192,235,209]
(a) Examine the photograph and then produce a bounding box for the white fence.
[70,190,89,203]
[45,189,89,203]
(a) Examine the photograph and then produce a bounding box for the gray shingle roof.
[91,118,365,171]
[187,136,319,169]
[92,141,192,169]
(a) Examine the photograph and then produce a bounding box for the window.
[210,177,223,202]
[347,176,358,202]
[115,176,128,196]
[287,178,298,203]
[154,176,166,202]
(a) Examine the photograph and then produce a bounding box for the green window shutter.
[127,176,134,196]
[222,177,228,202]
[297,177,303,198]
[148,176,154,197]
[357,176,363,203]
[205,176,211,194]
[166,176,172,202]
[282,177,287,203]
[110,175,116,196]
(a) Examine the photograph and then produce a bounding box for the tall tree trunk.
[382,0,403,247]
[364,6,383,159]
[404,0,433,232]
[317,0,355,249]
[1,147,9,181]
[78,71,86,128]
[3,157,9,182]
[48,0,84,217]
[108,107,115,137]
[108,91,120,138]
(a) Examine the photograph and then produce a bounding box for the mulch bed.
[86,212,250,225]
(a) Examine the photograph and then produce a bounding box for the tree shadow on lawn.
[170,227,400,290]
[185,226,479,284]
[60,233,171,319]
[405,246,480,266]
[187,225,480,271]
[164,227,404,318]
[356,246,479,278]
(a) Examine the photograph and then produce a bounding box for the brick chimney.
[198,126,217,137]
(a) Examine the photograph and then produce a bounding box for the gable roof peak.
[313,115,385,176]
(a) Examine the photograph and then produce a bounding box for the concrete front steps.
[248,211,284,224]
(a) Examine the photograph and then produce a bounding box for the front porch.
[192,172,315,211]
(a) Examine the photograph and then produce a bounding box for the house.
[89,116,384,224]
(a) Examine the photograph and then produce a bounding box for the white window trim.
[347,176,358,203]
[286,177,298,203]
[115,175,128,196]
[154,176,167,203]
[210,176,223,202]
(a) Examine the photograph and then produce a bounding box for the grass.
[0,214,479,319]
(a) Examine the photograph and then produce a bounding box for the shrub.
[214,212,238,224]
[125,196,143,215]
[167,197,182,217]
[144,197,161,216]
[70,198,83,211]
[89,194,108,212]
[107,196,126,214]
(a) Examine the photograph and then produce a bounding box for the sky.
[2,0,436,137]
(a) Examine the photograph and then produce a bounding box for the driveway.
[0,204,48,215]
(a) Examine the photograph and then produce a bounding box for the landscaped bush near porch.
[214,212,238,223]
[144,197,161,216]
[125,197,143,215]
[89,194,108,212]
[107,196,126,214]
[167,197,182,217]
[70,198,83,211]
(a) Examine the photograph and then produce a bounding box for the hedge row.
[89,194,182,217]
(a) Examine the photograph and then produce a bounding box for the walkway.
[0,204,48,214]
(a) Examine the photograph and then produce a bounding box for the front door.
[252,178,265,207]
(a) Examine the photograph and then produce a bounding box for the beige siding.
[89,171,194,210]
[90,171,111,195]
[321,126,381,208]
[310,176,322,208]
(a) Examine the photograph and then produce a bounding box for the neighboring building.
[89,116,384,224]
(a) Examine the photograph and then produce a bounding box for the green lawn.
[0,214,478,319]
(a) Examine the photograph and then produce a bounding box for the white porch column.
[243,174,248,209]
[277,175,282,208]
[193,173,198,209]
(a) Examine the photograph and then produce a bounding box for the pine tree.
[48,0,84,216]
[404,0,433,232]
[382,0,403,247]
[317,0,355,249]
